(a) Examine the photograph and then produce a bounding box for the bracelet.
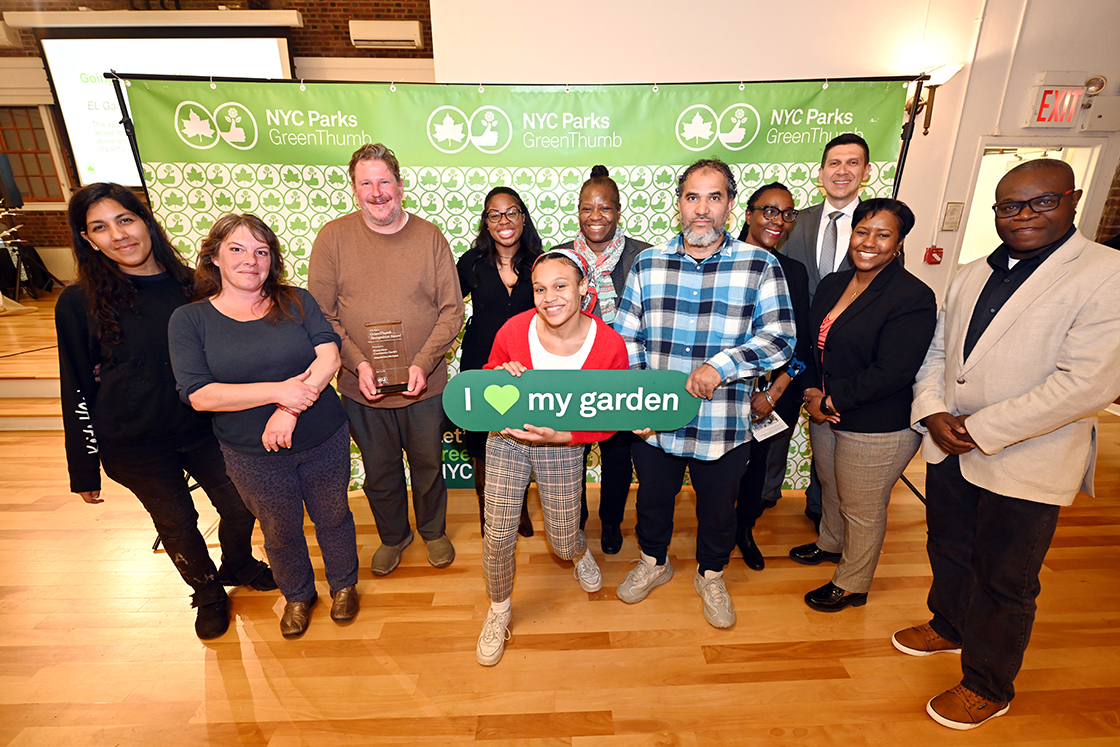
[763,390,776,407]
[276,404,300,417]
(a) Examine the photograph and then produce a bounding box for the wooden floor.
[1,291,1118,746]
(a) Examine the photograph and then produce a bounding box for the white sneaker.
[616,553,673,604]
[694,569,735,629]
[476,607,511,666]
[574,546,602,592]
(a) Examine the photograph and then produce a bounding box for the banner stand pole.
[892,75,926,199]
[107,71,152,206]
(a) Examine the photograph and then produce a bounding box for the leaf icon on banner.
[181,110,214,141]
[433,114,465,144]
[234,167,253,184]
[681,112,712,142]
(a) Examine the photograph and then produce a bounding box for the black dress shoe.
[737,528,765,571]
[789,542,842,566]
[804,581,867,612]
[804,508,822,533]
[601,523,623,555]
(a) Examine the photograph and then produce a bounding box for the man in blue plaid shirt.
[613,158,796,628]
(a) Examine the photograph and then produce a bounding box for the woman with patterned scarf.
[552,165,651,556]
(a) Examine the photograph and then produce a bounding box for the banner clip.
[390,83,396,93]
[299,79,306,92]
[652,84,659,93]
[478,84,485,93]
[209,76,216,91]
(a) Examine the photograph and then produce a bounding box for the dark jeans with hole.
[100,434,261,606]
[925,455,1060,703]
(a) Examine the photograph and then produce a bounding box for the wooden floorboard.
[0,289,1118,745]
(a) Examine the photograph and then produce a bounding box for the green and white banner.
[121,76,908,489]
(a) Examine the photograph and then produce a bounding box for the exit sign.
[1025,86,1084,128]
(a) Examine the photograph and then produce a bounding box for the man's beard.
[683,223,724,247]
[364,200,402,226]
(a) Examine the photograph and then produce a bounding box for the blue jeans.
[100,434,261,606]
[631,439,750,573]
[925,455,1060,703]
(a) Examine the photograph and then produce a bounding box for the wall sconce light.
[906,64,964,136]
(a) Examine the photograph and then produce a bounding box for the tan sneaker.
[927,684,1009,730]
[616,553,673,604]
[693,569,736,629]
[892,623,961,657]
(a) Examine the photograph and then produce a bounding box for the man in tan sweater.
[309,143,464,576]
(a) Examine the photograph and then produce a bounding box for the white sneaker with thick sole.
[574,547,602,592]
[694,569,736,629]
[616,553,673,604]
[476,607,511,667]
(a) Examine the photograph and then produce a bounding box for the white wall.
[431,0,1120,301]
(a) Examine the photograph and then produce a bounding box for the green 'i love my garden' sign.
[442,369,701,432]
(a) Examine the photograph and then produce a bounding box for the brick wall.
[1095,156,1120,244]
[2,1,432,247]
[11,211,71,248]
[0,1,434,59]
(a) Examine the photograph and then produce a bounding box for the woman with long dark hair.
[170,214,358,638]
[457,187,542,538]
[56,183,274,640]
[553,166,651,554]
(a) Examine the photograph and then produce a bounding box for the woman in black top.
[457,187,542,537]
[169,214,358,639]
[55,183,273,640]
[553,166,651,554]
[792,199,937,611]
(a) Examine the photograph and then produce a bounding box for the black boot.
[192,586,230,639]
[737,525,765,571]
[473,457,487,536]
[518,487,534,538]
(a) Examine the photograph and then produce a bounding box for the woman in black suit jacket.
[791,199,936,611]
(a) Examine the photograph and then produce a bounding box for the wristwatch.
[819,397,834,416]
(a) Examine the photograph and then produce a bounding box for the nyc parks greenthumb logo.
[442,370,701,432]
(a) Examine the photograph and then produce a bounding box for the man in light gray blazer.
[895,159,1120,730]
[781,133,871,534]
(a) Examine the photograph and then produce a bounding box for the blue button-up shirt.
[613,232,795,460]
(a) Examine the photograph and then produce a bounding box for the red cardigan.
[484,309,630,443]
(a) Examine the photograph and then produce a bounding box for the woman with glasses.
[552,165,651,555]
[733,182,811,571]
[457,187,542,537]
[792,198,936,611]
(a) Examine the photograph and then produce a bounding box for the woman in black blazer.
[791,199,936,611]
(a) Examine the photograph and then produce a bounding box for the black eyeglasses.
[485,207,524,224]
[751,205,799,222]
[992,189,1074,219]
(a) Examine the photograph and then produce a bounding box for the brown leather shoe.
[927,684,1009,730]
[280,592,317,638]
[330,585,359,623]
[893,623,962,657]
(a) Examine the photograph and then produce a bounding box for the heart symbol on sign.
[484,384,520,415]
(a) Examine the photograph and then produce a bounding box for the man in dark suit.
[779,133,871,531]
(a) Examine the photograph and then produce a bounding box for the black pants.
[736,423,795,530]
[580,430,636,529]
[925,455,1060,703]
[631,439,750,573]
[100,435,261,606]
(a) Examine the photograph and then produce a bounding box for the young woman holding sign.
[476,248,629,666]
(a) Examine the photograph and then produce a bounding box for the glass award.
[365,321,409,394]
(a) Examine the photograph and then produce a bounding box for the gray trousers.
[344,395,448,546]
[811,422,920,594]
